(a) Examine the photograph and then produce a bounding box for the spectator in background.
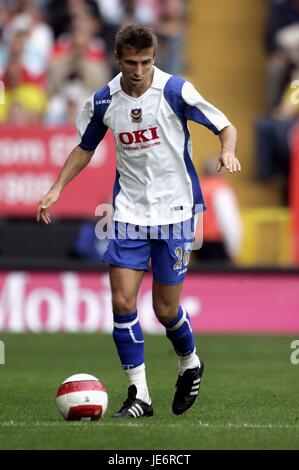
[0,9,48,124]
[194,157,243,264]
[45,79,89,125]
[46,6,110,123]
[255,20,299,203]
[0,0,52,123]
[265,0,299,109]
[47,7,110,97]
[155,0,185,75]
[0,83,47,124]
[255,0,299,203]
[0,1,9,35]
[1,0,53,86]
[45,0,102,39]
[255,85,299,204]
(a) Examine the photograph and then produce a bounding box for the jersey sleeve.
[181,81,231,134]
[77,85,111,151]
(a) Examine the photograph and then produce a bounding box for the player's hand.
[217,153,241,173]
[36,187,60,224]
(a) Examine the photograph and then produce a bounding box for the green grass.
[0,333,299,450]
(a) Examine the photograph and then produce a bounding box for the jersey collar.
[108,66,169,95]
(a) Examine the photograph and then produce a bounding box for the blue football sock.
[113,311,144,370]
[165,306,195,356]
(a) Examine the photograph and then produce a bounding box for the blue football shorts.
[101,218,196,285]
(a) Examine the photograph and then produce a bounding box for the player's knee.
[153,301,178,325]
[112,293,136,314]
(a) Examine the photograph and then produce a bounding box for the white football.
[56,373,108,421]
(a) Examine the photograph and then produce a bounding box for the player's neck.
[121,69,154,98]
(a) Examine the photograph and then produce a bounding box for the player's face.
[115,46,156,95]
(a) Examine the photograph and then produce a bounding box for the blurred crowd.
[255,0,299,204]
[0,0,186,126]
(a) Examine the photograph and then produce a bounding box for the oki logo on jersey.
[118,127,159,145]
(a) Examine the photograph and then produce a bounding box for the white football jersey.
[77,66,231,225]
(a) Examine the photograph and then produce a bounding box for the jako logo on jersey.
[95,99,111,105]
[118,127,159,145]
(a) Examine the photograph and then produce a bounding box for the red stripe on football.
[56,380,105,397]
[67,405,103,421]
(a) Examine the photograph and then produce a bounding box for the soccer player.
[37,24,241,418]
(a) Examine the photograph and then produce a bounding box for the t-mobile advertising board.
[0,126,115,217]
[0,271,298,333]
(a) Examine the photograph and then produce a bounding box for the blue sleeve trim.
[163,76,219,134]
[185,106,219,134]
[163,76,186,121]
[79,85,111,151]
[164,76,207,212]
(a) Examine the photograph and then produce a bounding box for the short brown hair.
[114,23,158,57]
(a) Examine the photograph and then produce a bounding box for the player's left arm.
[217,124,241,173]
[181,81,241,174]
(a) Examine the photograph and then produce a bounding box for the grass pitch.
[0,333,298,450]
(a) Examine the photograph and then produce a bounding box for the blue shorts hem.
[102,257,149,272]
[153,276,186,286]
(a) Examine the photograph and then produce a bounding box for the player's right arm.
[36,146,94,224]
[37,87,111,225]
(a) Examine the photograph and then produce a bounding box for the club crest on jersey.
[131,108,142,122]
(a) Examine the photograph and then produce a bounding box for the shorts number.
[173,247,191,270]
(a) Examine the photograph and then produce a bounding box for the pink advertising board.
[0,271,298,333]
